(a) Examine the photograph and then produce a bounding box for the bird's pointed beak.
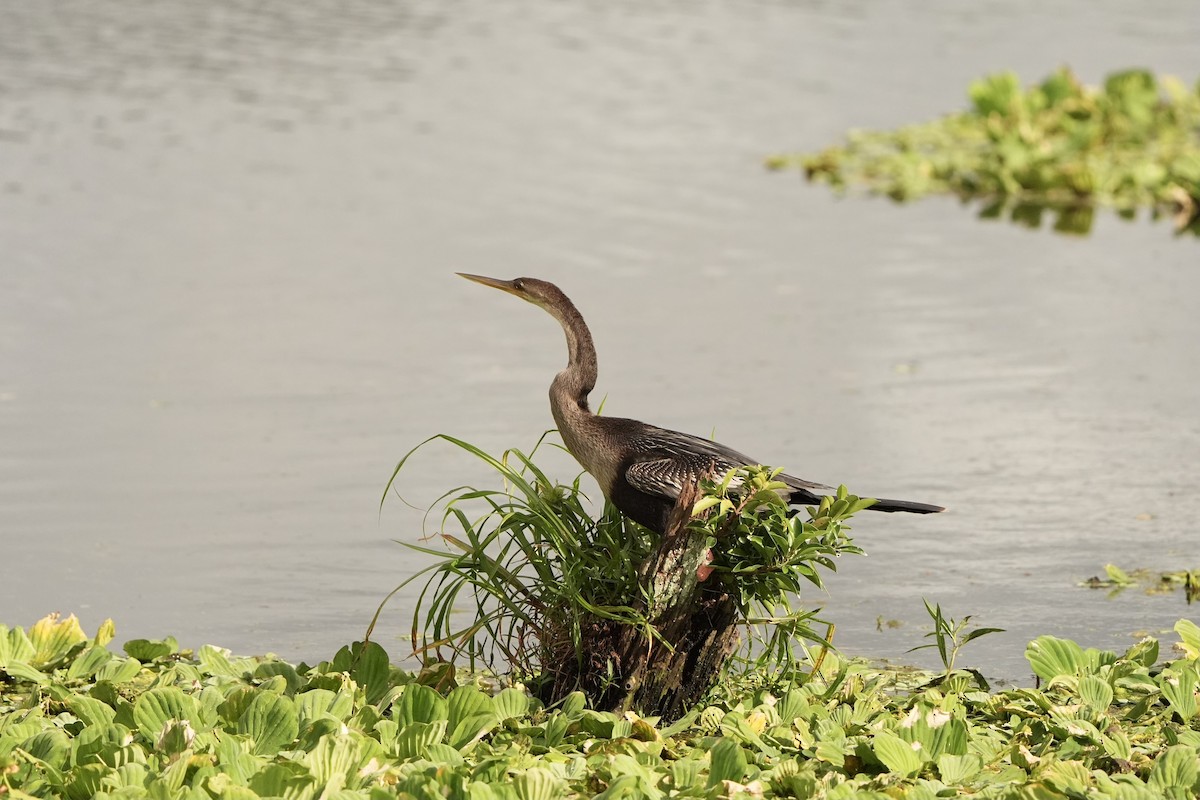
[457,272,523,297]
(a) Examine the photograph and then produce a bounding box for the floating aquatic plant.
[4,613,1200,799]
[769,68,1200,236]
[1081,563,1200,603]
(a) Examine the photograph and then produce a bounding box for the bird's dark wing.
[619,426,751,501]
[623,458,691,501]
[617,423,941,514]
[624,424,758,466]
[618,425,771,499]
[620,423,839,504]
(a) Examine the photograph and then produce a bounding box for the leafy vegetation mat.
[4,615,1200,799]
[1082,564,1200,604]
[768,68,1200,236]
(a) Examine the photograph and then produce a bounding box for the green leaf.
[1159,668,1198,721]
[707,738,747,785]
[65,645,113,681]
[69,695,117,728]
[1026,635,1086,680]
[396,684,448,725]
[123,638,176,661]
[1176,619,1200,660]
[132,687,201,742]
[198,645,243,678]
[969,71,1022,117]
[1078,674,1114,712]
[493,687,533,720]
[0,624,36,666]
[513,767,563,800]
[65,762,107,800]
[215,732,264,785]
[936,753,982,783]
[394,720,447,760]
[423,742,467,766]
[296,688,355,725]
[874,730,924,777]
[254,660,302,693]
[93,618,116,648]
[1149,744,1200,791]
[1124,637,1160,667]
[157,744,191,791]
[72,722,135,768]
[20,729,71,769]
[1104,564,1136,585]
[109,762,149,789]
[1102,729,1132,762]
[95,656,141,684]
[1,659,48,684]
[237,690,300,756]
[351,641,392,705]
[1042,760,1092,795]
[896,706,967,760]
[962,627,1005,645]
[446,686,496,750]
[248,762,314,798]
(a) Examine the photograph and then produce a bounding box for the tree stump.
[543,482,741,721]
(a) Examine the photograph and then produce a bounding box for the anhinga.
[459,274,944,534]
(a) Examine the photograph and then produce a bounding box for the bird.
[459,274,944,534]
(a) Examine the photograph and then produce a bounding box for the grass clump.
[376,434,656,688]
[5,614,1200,799]
[376,436,865,714]
[769,67,1200,236]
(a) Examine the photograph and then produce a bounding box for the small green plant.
[692,467,865,680]
[908,600,1003,685]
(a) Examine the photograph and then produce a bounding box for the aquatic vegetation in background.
[769,68,1200,236]
[5,614,1200,798]
[1081,563,1200,603]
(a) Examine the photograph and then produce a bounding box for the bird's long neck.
[546,297,597,428]
[542,289,626,495]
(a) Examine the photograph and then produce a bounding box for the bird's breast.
[558,421,623,496]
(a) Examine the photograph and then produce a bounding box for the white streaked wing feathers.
[621,424,835,501]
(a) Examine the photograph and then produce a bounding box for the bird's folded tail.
[865,497,945,514]
[786,488,944,515]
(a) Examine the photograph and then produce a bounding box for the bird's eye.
[513,279,524,290]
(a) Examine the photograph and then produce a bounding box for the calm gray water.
[3,1,1198,683]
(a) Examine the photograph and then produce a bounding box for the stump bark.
[543,482,741,721]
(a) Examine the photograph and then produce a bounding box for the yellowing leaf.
[28,613,88,667]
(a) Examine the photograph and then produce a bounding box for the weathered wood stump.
[542,482,741,721]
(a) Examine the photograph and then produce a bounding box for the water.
[2,1,1198,683]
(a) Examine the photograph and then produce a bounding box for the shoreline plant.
[374,435,866,718]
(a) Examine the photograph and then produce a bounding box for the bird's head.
[457,273,571,315]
